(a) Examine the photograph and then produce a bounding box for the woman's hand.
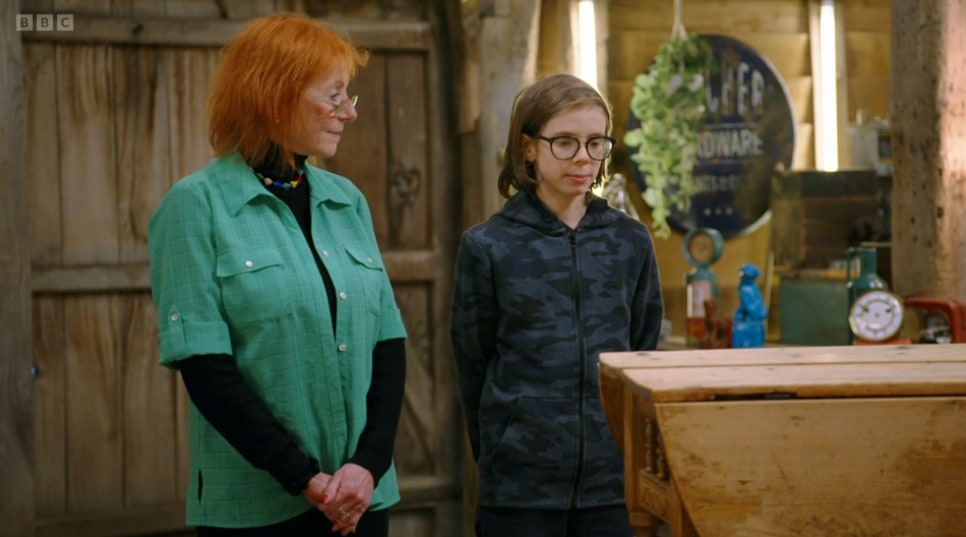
[302,472,332,508]
[317,463,374,535]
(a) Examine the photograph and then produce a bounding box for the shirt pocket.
[344,245,387,316]
[216,247,290,326]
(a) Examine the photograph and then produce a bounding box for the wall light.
[575,0,598,89]
[816,0,839,170]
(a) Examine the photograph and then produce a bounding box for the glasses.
[320,94,358,116]
[535,135,614,161]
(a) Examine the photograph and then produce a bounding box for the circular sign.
[627,34,797,239]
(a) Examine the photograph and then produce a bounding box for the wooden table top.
[599,343,966,403]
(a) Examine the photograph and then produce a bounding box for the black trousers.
[196,507,389,537]
[476,505,634,537]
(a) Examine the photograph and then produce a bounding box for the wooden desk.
[599,344,966,537]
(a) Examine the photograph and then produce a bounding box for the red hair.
[207,14,369,167]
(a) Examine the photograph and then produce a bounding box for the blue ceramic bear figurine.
[732,263,767,347]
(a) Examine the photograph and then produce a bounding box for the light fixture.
[817,0,839,170]
[576,0,598,89]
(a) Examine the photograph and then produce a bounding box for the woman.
[450,73,665,537]
[148,14,406,537]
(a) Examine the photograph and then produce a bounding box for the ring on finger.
[338,506,350,518]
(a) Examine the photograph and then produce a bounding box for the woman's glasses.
[315,94,358,116]
[535,135,615,161]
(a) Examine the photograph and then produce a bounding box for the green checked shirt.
[148,153,406,528]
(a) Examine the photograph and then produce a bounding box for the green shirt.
[148,154,406,527]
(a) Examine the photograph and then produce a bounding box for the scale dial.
[849,289,904,342]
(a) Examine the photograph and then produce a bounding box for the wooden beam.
[0,0,35,534]
[19,15,431,50]
[395,475,464,506]
[35,502,186,537]
[29,251,441,294]
[890,0,966,300]
[31,264,152,294]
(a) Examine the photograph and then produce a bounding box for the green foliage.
[625,33,715,238]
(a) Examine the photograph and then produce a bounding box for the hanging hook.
[671,0,687,41]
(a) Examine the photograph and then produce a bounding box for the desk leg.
[629,511,661,537]
[668,481,699,537]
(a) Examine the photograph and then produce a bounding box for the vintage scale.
[683,227,725,346]
[845,246,908,344]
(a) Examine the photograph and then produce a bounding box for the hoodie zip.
[567,228,587,507]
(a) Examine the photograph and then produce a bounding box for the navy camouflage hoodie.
[451,190,665,509]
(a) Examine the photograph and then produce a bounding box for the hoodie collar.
[497,190,621,233]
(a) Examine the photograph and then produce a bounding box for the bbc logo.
[17,13,74,32]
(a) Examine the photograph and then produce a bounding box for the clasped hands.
[302,462,374,536]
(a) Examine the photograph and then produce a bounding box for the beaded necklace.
[255,167,305,190]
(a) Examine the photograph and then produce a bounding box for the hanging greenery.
[625,32,715,238]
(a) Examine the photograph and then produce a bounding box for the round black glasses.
[535,135,615,161]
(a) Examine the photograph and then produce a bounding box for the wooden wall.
[604,0,892,339]
[0,0,34,534]
[15,0,463,536]
[842,0,891,123]
[3,1,900,535]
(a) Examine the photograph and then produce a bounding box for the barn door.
[22,5,461,537]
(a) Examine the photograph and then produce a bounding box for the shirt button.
[170,314,179,322]
[245,260,254,268]
[366,257,373,264]
[322,250,329,257]
[339,291,347,300]
[338,343,347,352]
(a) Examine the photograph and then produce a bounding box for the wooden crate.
[770,169,889,273]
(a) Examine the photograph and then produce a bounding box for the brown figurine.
[699,299,732,349]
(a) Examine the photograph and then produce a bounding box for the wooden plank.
[57,45,119,266]
[393,285,434,475]
[32,264,152,293]
[114,45,170,263]
[844,32,890,78]
[0,0,35,533]
[620,361,966,402]
[32,297,67,518]
[109,0,166,18]
[35,501,186,537]
[319,53,391,246]
[25,42,63,267]
[166,47,218,185]
[52,0,111,15]
[610,0,809,34]
[217,0,278,19]
[121,294,178,507]
[846,77,891,120]
[28,250,446,293]
[158,0,223,18]
[601,344,966,373]
[65,295,122,513]
[612,30,816,82]
[21,16,433,50]
[395,475,464,506]
[840,0,891,33]
[386,53,430,249]
[656,397,966,537]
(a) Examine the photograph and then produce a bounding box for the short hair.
[497,73,613,198]
[207,13,369,167]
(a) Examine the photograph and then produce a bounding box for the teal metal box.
[779,277,850,345]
